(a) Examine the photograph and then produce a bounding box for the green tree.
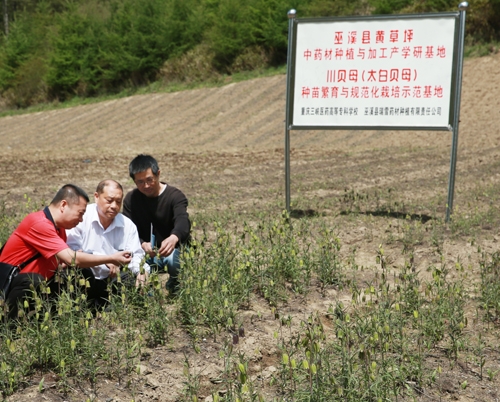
[301,0,371,17]
[247,0,290,64]
[369,0,412,14]
[46,4,108,98]
[206,0,253,70]
[0,10,49,106]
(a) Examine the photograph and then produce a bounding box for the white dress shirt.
[66,203,150,279]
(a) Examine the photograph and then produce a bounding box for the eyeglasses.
[135,176,157,187]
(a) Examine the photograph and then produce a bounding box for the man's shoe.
[165,278,179,296]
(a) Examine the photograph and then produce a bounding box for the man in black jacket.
[123,154,190,294]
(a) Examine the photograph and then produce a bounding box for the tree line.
[0,0,499,108]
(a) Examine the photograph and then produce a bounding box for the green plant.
[141,271,172,347]
[479,251,500,321]
[314,227,345,292]
[182,354,201,401]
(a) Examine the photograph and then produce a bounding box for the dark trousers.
[88,270,135,309]
[6,272,60,320]
[5,268,133,320]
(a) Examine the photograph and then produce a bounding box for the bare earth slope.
[0,53,500,402]
[0,52,499,156]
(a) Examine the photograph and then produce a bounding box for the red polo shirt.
[1,209,68,279]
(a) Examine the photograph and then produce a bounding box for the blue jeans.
[147,248,181,290]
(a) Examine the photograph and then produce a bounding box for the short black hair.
[50,184,89,206]
[129,154,159,180]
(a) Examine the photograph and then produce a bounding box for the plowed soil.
[1,51,500,402]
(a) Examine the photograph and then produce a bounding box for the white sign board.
[290,15,459,130]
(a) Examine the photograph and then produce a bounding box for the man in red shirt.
[1,184,132,319]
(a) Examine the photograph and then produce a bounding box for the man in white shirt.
[66,179,150,307]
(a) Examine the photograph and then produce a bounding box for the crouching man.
[0,184,133,320]
[66,179,150,309]
[123,154,191,295]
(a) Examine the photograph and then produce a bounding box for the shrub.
[206,0,253,71]
[0,13,49,107]
[229,45,271,74]
[3,57,48,108]
[160,44,221,84]
[301,0,372,17]
[46,3,109,99]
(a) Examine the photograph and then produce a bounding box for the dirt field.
[1,51,500,401]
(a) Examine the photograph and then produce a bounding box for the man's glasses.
[135,176,157,186]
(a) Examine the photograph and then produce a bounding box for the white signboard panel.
[290,15,458,129]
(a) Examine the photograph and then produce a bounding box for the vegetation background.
[0,0,499,109]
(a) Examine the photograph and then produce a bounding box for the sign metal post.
[285,9,296,213]
[446,2,468,222]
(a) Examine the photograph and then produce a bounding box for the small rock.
[137,364,152,375]
[146,377,160,389]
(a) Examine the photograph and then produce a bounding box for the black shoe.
[165,278,179,296]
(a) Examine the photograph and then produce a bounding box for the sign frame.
[284,4,468,221]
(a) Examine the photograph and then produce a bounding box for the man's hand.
[158,235,179,257]
[112,250,133,266]
[106,263,120,278]
[141,242,156,258]
[135,272,149,288]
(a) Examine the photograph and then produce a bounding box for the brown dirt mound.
[1,52,499,157]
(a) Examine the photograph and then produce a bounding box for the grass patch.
[2,192,500,400]
[0,64,287,119]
